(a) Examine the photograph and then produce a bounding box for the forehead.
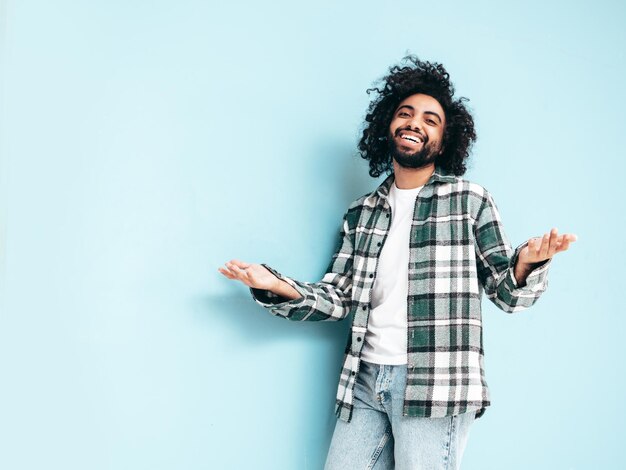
[396,93,445,115]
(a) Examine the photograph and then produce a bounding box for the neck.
[392,161,436,189]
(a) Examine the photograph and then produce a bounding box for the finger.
[218,267,236,279]
[529,237,541,255]
[230,259,251,269]
[556,238,571,252]
[537,233,550,259]
[546,228,559,256]
[222,262,241,280]
[557,231,582,253]
[226,262,250,281]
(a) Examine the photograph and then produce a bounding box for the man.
[218,56,576,470]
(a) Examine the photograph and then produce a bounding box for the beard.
[387,129,441,170]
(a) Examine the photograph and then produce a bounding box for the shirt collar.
[375,165,457,200]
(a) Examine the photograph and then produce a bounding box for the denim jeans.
[324,360,475,470]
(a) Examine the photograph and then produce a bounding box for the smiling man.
[218,56,576,470]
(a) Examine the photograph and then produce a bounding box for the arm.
[474,191,552,313]
[248,208,356,321]
[250,211,355,321]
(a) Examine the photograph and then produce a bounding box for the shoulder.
[436,176,491,199]
[434,177,502,220]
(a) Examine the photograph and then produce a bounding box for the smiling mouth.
[397,133,424,146]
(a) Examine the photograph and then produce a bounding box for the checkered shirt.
[250,166,551,422]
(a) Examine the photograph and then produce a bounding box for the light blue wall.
[1,1,624,469]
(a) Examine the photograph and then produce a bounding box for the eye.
[426,119,437,125]
[398,112,410,117]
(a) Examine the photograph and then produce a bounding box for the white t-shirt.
[361,180,424,365]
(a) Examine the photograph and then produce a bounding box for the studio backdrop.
[1,1,624,469]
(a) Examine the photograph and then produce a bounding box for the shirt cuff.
[508,241,552,291]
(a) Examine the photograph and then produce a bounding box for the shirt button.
[357,337,362,342]
[362,306,367,310]
[369,274,373,278]
[377,242,382,246]
[351,371,356,376]
[385,214,390,218]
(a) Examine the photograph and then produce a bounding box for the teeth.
[401,135,422,143]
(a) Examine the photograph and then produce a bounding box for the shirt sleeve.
[474,190,552,313]
[249,209,355,321]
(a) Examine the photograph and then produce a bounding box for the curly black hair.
[358,55,477,178]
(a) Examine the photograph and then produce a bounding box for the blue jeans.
[324,360,475,470]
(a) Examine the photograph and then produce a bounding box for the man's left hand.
[518,227,578,267]
[512,228,577,287]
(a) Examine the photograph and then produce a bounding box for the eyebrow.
[396,105,443,124]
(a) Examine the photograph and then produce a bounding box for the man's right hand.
[218,259,303,301]
[218,260,280,291]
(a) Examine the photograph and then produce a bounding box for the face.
[387,93,446,170]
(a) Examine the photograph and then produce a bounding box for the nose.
[408,116,423,133]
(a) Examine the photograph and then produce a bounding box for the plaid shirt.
[250,166,551,422]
